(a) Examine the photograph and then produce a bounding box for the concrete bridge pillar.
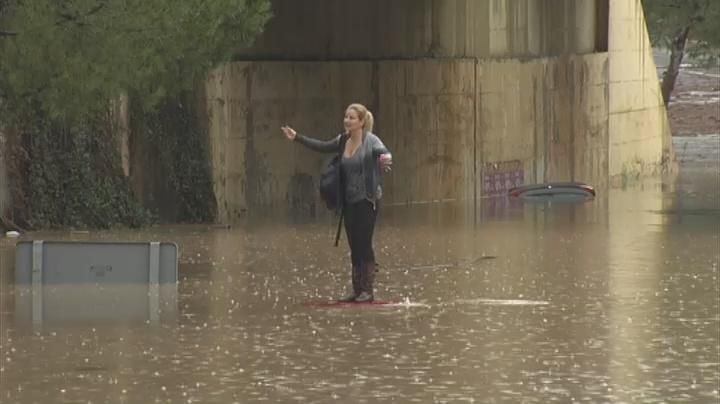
[201,0,669,223]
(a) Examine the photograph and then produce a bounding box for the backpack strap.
[334,211,343,247]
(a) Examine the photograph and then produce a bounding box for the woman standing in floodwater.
[281,103,392,302]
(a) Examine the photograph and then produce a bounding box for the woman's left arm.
[371,136,390,156]
[372,136,392,172]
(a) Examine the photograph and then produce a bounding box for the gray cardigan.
[295,132,391,204]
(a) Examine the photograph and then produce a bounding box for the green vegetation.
[0,0,271,229]
[643,0,720,103]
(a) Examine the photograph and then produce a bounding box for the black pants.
[343,200,377,268]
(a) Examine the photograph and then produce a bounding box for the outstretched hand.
[281,126,297,141]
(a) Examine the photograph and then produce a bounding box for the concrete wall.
[205,54,610,222]
[478,54,609,190]
[170,0,670,222]
[608,0,672,181]
[380,54,609,205]
[378,60,476,205]
[205,62,376,220]
[238,0,604,60]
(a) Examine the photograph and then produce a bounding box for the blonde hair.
[348,103,374,133]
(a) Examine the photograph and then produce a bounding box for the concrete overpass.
[191,0,671,221]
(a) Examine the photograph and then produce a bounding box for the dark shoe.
[338,293,357,302]
[354,262,376,303]
[354,291,374,303]
[338,265,361,302]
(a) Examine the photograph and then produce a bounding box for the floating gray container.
[14,241,178,328]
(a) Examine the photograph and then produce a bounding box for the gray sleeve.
[295,134,342,153]
[371,135,390,157]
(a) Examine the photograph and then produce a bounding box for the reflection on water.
[1,162,718,402]
[12,285,178,330]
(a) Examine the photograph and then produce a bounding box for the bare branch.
[86,2,107,17]
[57,1,108,26]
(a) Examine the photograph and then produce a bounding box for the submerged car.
[508,182,596,203]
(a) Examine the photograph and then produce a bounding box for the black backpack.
[318,134,348,246]
[319,134,348,211]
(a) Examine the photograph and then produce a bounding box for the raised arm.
[281,126,341,154]
[295,134,342,153]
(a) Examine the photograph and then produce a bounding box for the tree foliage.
[643,0,720,62]
[642,0,719,104]
[0,0,271,121]
[19,112,153,229]
[0,0,271,229]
